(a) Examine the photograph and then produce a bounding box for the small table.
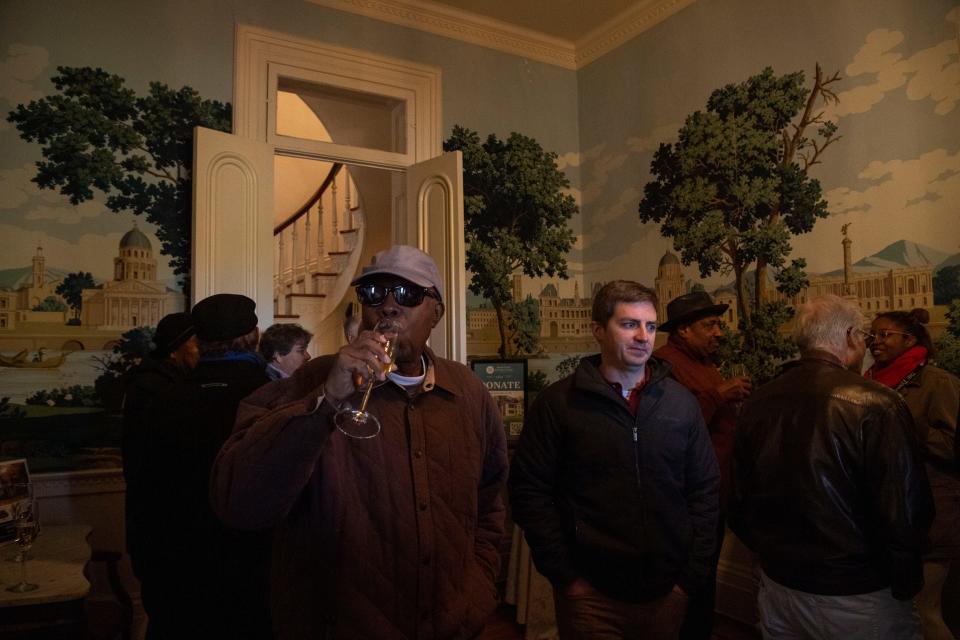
[0,524,92,639]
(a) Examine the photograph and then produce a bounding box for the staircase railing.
[273,163,362,319]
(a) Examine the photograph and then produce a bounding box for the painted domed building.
[80,225,185,329]
[654,250,685,320]
[0,246,71,330]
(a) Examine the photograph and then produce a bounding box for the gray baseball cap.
[350,245,444,301]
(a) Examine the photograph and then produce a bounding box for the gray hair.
[793,294,864,356]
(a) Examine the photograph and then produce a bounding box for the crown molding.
[306,0,695,70]
[575,0,695,68]
[307,0,576,69]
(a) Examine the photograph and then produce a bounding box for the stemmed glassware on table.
[333,318,400,439]
[7,484,39,593]
[5,482,35,562]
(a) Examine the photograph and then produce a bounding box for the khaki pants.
[757,570,920,640]
[553,580,688,639]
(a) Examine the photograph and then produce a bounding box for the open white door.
[192,126,275,328]
[401,151,466,363]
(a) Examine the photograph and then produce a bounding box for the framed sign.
[0,458,31,543]
[471,359,527,438]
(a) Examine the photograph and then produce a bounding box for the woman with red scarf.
[865,308,960,640]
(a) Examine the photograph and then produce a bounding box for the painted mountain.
[822,240,953,277]
[0,264,75,290]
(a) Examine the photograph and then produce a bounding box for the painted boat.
[0,352,70,369]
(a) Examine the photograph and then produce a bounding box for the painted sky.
[0,42,176,287]
[574,0,960,293]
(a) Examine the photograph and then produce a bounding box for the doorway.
[192,25,467,361]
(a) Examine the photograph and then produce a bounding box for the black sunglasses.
[355,283,439,308]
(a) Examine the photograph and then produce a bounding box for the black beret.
[152,312,195,357]
[192,294,258,342]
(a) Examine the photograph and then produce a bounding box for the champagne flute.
[727,362,749,413]
[334,318,400,439]
[729,362,747,379]
[7,499,39,593]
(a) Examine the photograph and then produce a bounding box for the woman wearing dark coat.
[121,312,200,639]
[865,308,960,640]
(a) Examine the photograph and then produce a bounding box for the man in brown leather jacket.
[729,294,934,639]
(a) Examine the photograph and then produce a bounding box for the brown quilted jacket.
[210,349,508,639]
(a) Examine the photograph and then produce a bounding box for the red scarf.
[865,345,927,388]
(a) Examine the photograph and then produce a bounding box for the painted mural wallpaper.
[0,64,228,470]
[0,0,958,468]
[465,2,960,394]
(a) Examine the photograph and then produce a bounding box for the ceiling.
[426,0,643,43]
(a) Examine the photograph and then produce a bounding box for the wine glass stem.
[19,556,28,586]
[357,377,375,413]
[356,339,393,414]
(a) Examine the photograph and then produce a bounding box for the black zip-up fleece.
[509,354,720,602]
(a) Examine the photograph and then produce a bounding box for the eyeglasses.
[867,329,912,343]
[848,327,872,342]
[355,283,439,308]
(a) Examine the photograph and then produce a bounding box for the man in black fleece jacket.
[509,281,720,639]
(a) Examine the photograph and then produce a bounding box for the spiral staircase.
[272,162,365,333]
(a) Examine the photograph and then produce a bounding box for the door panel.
[403,151,465,363]
[192,126,275,327]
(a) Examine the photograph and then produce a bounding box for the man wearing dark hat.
[653,291,751,640]
[211,245,508,639]
[120,311,200,638]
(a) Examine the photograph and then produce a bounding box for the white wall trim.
[234,23,442,164]
[34,468,126,498]
[305,0,695,70]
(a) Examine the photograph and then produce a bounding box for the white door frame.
[234,24,442,164]
[226,25,467,362]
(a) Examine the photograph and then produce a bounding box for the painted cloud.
[828,9,960,119]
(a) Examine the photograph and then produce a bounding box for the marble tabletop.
[0,524,92,607]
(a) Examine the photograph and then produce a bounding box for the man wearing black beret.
[189,293,272,639]
[136,294,271,639]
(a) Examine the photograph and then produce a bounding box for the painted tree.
[7,66,232,294]
[32,296,67,312]
[639,66,841,380]
[934,264,960,305]
[507,295,541,356]
[55,271,96,322]
[936,300,960,378]
[639,65,841,324]
[444,126,578,357]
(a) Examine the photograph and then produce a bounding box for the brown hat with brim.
[658,291,729,333]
